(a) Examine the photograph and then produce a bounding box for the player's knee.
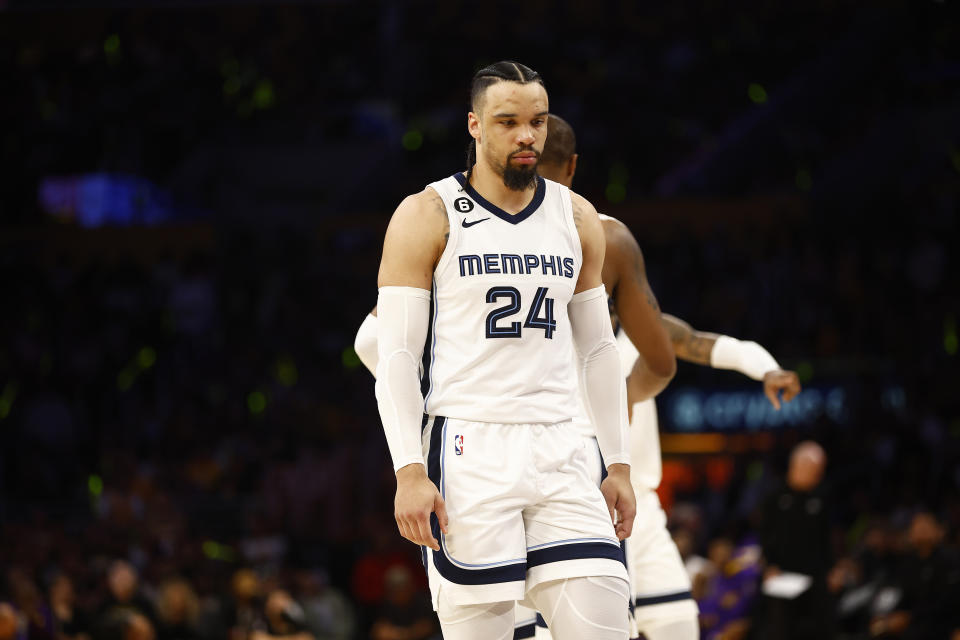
[437,597,515,636]
[530,576,630,640]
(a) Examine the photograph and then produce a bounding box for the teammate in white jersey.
[370,61,638,640]
[525,114,802,640]
[356,113,802,639]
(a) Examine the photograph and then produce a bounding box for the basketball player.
[370,62,640,639]
[356,110,801,638]
[525,114,801,640]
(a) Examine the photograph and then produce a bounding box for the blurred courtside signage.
[662,384,874,432]
[38,173,182,226]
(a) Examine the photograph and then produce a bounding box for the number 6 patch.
[453,197,474,213]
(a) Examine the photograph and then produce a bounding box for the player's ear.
[567,154,579,182]
[467,112,482,142]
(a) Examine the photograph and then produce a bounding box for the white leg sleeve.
[436,598,516,640]
[528,576,630,640]
[639,617,700,640]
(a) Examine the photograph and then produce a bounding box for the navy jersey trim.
[513,623,536,639]
[599,443,608,483]
[420,280,437,400]
[634,590,694,608]
[535,613,548,628]
[453,172,546,225]
[425,415,527,585]
[526,541,626,568]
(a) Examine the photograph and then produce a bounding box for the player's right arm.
[659,314,719,365]
[602,219,676,405]
[569,192,635,540]
[376,189,449,551]
[660,313,802,409]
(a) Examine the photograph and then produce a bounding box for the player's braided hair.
[465,61,544,185]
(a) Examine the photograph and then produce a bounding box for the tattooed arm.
[660,314,718,365]
[601,218,676,405]
[661,313,803,410]
[570,193,635,540]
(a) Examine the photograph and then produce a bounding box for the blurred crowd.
[1,0,958,638]
[1,206,957,638]
[1,2,956,221]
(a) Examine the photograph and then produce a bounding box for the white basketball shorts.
[421,416,628,608]
[626,489,699,630]
[515,438,697,639]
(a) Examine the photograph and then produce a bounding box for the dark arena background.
[1,1,958,639]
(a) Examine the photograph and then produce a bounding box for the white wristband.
[709,335,780,381]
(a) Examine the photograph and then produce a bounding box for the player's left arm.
[354,306,378,375]
[660,313,802,409]
[568,191,635,540]
[603,219,676,405]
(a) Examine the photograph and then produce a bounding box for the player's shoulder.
[598,214,632,242]
[597,213,627,233]
[598,214,642,264]
[567,189,598,214]
[401,185,445,210]
[392,187,447,222]
[567,190,602,229]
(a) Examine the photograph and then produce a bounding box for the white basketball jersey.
[615,330,663,491]
[568,210,664,489]
[421,173,583,424]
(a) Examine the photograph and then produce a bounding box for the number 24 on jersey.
[485,286,556,339]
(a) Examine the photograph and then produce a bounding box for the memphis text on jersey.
[458,253,576,279]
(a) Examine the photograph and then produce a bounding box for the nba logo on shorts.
[454,434,464,456]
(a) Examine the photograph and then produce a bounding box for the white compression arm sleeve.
[375,287,431,471]
[354,313,379,376]
[570,285,630,467]
[710,335,780,381]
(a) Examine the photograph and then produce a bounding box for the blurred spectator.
[292,570,355,640]
[155,579,200,640]
[121,612,156,640]
[698,536,761,640]
[755,441,835,639]
[868,512,960,639]
[96,561,157,639]
[368,566,435,640]
[350,523,425,609]
[250,589,313,640]
[48,573,91,640]
[0,603,18,640]
[674,526,711,600]
[834,521,898,634]
[225,569,263,640]
[7,567,55,640]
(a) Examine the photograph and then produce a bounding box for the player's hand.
[394,463,448,551]
[762,369,801,410]
[599,463,636,540]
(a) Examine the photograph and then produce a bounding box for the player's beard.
[501,148,540,191]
